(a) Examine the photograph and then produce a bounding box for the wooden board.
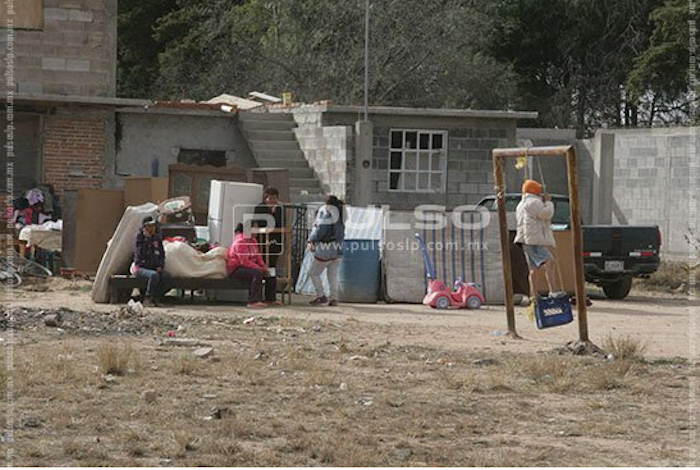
[533,230,576,294]
[124,177,169,208]
[0,0,43,30]
[73,189,124,275]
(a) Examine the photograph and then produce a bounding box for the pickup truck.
[477,194,661,299]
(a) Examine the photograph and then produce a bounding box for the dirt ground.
[0,278,699,466]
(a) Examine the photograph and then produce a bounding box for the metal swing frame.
[492,145,590,342]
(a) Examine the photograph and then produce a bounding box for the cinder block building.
[1,0,117,96]
[0,0,143,198]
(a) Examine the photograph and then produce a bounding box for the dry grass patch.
[584,361,637,391]
[637,260,695,293]
[62,439,109,464]
[172,354,198,375]
[508,355,578,393]
[97,343,134,376]
[173,429,201,457]
[4,312,694,467]
[604,334,647,362]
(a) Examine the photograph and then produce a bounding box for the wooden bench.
[108,275,290,305]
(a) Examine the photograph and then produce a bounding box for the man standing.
[253,187,284,270]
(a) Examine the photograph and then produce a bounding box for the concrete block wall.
[43,115,105,193]
[292,107,354,200]
[608,127,700,257]
[1,0,117,96]
[370,125,509,209]
[516,128,594,223]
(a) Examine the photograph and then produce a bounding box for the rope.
[534,154,566,292]
[535,154,547,194]
[517,148,566,294]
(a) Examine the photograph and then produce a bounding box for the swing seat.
[535,295,573,329]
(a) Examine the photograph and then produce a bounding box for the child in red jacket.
[227,223,279,308]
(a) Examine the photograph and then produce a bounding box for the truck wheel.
[602,278,633,300]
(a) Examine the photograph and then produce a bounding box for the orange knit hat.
[522,179,543,195]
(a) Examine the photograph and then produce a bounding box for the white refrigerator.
[208,180,264,248]
[207,180,263,302]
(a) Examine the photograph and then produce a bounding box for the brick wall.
[43,116,105,193]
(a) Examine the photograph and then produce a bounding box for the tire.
[602,277,633,300]
[12,257,53,278]
[467,296,482,310]
[435,296,451,309]
[0,270,22,288]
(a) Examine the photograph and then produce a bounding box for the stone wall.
[1,0,117,96]
[292,107,354,200]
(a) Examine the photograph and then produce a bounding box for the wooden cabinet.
[168,164,247,224]
[124,177,169,208]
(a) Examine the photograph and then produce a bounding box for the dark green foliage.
[117,0,691,133]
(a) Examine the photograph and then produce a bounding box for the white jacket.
[514,194,556,247]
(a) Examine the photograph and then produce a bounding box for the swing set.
[492,145,591,344]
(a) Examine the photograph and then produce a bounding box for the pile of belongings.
[162,237,228,278]
[92,203,228,303]
[8,185,61,228]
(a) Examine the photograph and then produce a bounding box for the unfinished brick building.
[0,0,145,197]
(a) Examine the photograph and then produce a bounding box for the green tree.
[144,0,518,108]
[479,0,663,136]
[627,0,699,125]
[117,0,177,98]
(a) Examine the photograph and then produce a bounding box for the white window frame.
[387,129,447,193]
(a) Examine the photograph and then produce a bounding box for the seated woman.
[227,223,281,308]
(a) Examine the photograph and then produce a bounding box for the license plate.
[604,261,624,272]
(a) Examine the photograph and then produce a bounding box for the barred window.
[388,129,447,193]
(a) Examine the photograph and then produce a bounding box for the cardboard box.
[124,177,169,208]
[534,230,576,294]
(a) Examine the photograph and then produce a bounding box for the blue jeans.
[135,268,170,298]
[523,245,553,270]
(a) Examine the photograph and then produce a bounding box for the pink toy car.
[415,233,486,310]
[423,278,485,310]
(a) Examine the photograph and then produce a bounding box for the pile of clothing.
[9,185,61,229]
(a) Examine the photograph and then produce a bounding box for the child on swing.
[514,179,567,304]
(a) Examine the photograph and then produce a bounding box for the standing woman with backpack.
[307,195,345,306]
